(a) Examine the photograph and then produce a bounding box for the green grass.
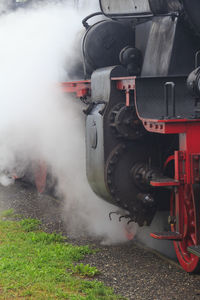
[72,263,100,277]
[0,208,15,218]
[0,211,125,299]
[19,218,42,232]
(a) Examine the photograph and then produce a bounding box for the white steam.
[0,0,12,15]
[0,1,137,243]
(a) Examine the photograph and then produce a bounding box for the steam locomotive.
[62,0,200,273]
[8,0,199,273]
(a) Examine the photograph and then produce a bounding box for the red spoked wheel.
[170,184,200,272]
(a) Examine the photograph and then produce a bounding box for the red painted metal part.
[170,184,200,272]
[33,161,47,194]
[154,126,200,272]
[163,154,175,170]
[112,76,135,106]
[150,232,183,240]
[142,118,200,134]
[150,178,179,187]
[61,80,91,98]
[149,121,200,272]
[61,77,136,104]
[140,119,200,186]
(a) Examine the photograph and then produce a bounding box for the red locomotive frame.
[61,77,200,272]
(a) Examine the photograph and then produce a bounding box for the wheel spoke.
[190,233,196,245]
[171,184,200,272]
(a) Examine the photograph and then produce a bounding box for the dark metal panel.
[91,65,128,102]
[182,0,200,36]
[83,20,134,76]
[135,76,196,120]
[86,104,112,200]
[87,66,128,204]
[169,18,198,75]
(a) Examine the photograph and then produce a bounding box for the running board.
[187,246,200,257]
[150,232,183,240]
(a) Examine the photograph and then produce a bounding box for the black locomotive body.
[67,0,200,272]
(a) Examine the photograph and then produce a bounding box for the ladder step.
[187,246,200,257]
[150,177,179,187]
[150,231,183,240]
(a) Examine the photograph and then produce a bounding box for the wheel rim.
[171,184,200,272]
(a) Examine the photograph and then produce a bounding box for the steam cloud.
[0,1,137,243]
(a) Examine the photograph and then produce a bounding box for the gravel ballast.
[0,181,200,300]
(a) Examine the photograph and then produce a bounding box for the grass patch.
[0,209,15,218]
[19,218,41,231]
[72,263,100,278]
[0,212,125,299]
[1,208,23,221]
